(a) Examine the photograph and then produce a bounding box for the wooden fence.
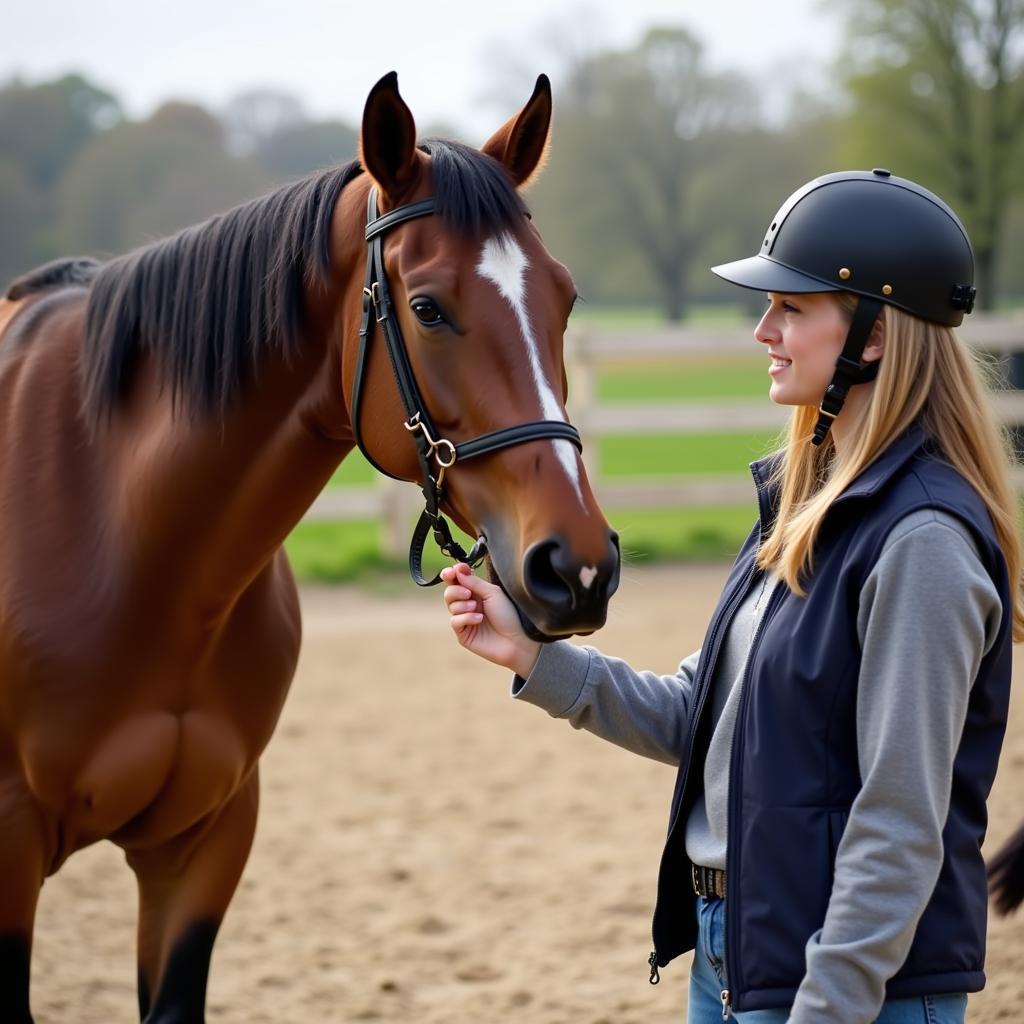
[305,314,1024,556]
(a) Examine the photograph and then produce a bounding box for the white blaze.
[476,234,585,506]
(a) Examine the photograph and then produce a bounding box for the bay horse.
[0,72,620,1022]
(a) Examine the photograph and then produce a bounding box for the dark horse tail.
[6,257,101,300]
[989,822,1024,914]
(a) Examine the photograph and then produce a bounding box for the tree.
[223,88,357,185]
[836,0,1024,307]
[0,74,122,275]
[0,73,122,190]
[0,161,41,286]
[690,113,845,313]
[528,27,759,321]
[255,120,358,182]
[57,102,270,258]
[223,89,306,156]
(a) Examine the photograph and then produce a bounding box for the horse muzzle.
[487,529,621,641]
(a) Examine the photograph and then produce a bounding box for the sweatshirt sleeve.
[510,641,702,767]
[789,509,1003,1024]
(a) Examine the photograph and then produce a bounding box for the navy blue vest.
[650,427,1012,1011]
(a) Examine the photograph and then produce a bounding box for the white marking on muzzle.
[477,234,586,508]
[579,565,598,590]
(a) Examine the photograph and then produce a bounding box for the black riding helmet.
[711,169,976,444]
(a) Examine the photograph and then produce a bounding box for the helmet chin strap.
[811,296,884,446]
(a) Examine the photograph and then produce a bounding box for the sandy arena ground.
[28,564,1024,1022]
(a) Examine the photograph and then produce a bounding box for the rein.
[350,188,583,586]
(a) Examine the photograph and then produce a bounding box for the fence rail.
[305,316,1024,554]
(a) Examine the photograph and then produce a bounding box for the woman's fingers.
[443,583,472,605]
[452,565,497,597]
[449,611,484,631]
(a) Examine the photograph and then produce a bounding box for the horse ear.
[481,74,552,188]
[360,71,420,201]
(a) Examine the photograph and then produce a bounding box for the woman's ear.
[862,314,886,364]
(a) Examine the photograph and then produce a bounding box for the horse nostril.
[522,532,621,615]
[522,539,576,609]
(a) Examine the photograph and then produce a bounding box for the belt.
[691,864,727,899]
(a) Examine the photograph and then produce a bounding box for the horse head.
[335,73,620,638]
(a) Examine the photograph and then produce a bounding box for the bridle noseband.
[350,188,584,586]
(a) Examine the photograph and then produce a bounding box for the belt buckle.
[691,864,725,898]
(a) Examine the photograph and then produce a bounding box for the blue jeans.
[688,896,968,1023]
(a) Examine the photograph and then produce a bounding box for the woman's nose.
[754,308,778,346]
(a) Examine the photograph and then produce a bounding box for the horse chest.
[18,701,263,860]
[3,565,299,860]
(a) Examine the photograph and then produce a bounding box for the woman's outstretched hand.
[440,563,541,678]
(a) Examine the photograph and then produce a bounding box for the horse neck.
[114,294,355,615]
[114,175,394,615]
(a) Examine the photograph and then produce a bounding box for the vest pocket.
[827,809,849,874]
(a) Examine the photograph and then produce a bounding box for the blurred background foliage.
[2,0,1023,579]
[3,0,1023,318]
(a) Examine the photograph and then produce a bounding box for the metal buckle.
[816,404,838,421]
[691,864,726,898]
[370,281,389,323]
[405,413,457,488]
[362,282,388,323]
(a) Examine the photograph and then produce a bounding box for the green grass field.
[284,504,760,585]
[570,302,751,329]
[287,339,775,582]
[598,359,769,403]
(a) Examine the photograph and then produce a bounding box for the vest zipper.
[724,575,783,1014]
[648,527,764,979]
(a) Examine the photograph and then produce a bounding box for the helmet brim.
[711,255,841,295]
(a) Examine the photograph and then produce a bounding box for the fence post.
[1006,352,1024,461]
[379,476,411,561]
[567,324,600,481]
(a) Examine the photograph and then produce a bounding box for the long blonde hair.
[756,294,1024,641]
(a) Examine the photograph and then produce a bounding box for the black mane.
[7,257,101,300]
[419,139,527,238]
[80,139,526,421]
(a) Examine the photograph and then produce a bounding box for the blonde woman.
[441,170,1021,1023]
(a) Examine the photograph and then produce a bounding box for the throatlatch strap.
[811,297,883,446]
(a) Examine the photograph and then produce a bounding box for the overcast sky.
[2,1,840,139]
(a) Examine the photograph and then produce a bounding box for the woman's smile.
[755,293,852,407]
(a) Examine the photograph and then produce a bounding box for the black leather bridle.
[351,188,584,586]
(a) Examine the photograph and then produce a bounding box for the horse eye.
[410,297,444,326]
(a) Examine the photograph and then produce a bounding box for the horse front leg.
[0,766,49,1024]
[125,768,259,1023]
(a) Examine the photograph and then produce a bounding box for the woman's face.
[754,292,850,406]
